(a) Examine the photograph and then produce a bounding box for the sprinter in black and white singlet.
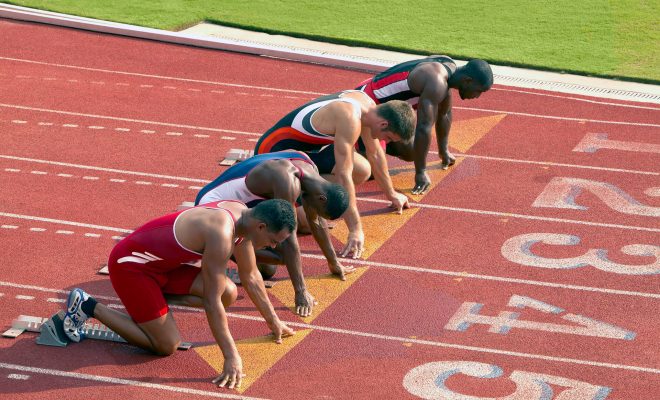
[255,90,415,259]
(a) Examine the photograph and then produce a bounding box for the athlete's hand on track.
[412,171,431,195]
[270,320,295,343]
[440,151,456,170]
[341,230,365,259]
[389,192,411,214]
[328,260,356,281]
[213,357,244,390]
[295,289,318,317]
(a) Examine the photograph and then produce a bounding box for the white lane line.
[4,168,20,172]
[11,120,27,124]
[491,87,660,110]
[62,124,78,128]
[30,170,47,175]
[8,373,30,380]
[456,153,659,176]
[67,79,78,83]
[84,233,101,238]
[221,136,236,140]
[29,228,46,232]
[0,212,656,299]
[0,56,655,116]
[454,106,660,127]
[116,82,129,86]
[47,298,65,303]
[55,230,74,235]
[82,176,99,180]
[161,183,179,188]
[299,253,660,299]
[139,84,153,88]
[0,284,657,375]
[90,81,105,85]
[88,125,105,130]
[42,77,56,81]
[115,127,130,132]
[15,295,34,300]
[140,129,155,134]
[165,131,183,136]
[0,103,260,136]
[135,181,152,185]
[110,178,126,183]
[194,134,210,138]
[1,225,18,229]
[0,155,208,182]
[228,313,660,374]
[0,363,265,400]
[0,213,132,233]
[357,197,660,233]
[1,156,657,232]
[56,173,73,177]
[37,122,53,126]
[0,56,322,95]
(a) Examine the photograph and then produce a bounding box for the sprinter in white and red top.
[357,56,493,194]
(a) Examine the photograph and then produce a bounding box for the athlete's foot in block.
[63,288,91,342]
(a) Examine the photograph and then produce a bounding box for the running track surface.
[0,18,659,400]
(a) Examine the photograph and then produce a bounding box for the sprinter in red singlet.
[61,199,296,390]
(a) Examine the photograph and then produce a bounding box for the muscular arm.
[435,94,454,168]
[271,176,312,313]
[413,94,440,175]
[361,132,397,200]
[333,115,361,234]
[200,223,239,363]
[303,201,338,266]
[234,239,281,327]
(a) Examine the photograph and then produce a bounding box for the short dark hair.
[376,100,415,143]
[252,199,296,233]
[464,59,493,89]
[322,182,349,220]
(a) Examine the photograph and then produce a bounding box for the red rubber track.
[1,18,659,399]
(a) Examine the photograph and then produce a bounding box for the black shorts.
[306,145,336,175]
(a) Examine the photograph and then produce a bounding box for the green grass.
[6,0,659,83]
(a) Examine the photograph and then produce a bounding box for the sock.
[81,296,98,318]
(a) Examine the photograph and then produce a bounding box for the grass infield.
[6,0,659,83]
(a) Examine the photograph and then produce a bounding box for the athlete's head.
[249,199,296,249]
[452,59,493,100]
[372,100,415,144]
[303,180,349,220]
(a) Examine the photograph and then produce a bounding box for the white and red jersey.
[358,55,456,107]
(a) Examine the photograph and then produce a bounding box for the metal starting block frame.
[3,313,191,350]
[219,148,253,166]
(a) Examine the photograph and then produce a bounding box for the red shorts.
[108,260,200,323]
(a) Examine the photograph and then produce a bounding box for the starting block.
[219,148,254,166]
[3,313,192,350]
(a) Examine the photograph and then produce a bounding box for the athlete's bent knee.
[222,279,238,307]
[153,338,180,356]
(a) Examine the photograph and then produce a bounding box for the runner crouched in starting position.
[195,150,351,317]
[61,199,296,390]
[254,90,415,259]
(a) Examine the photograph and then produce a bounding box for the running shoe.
[62,288,90,342]
[226,267,241,285]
